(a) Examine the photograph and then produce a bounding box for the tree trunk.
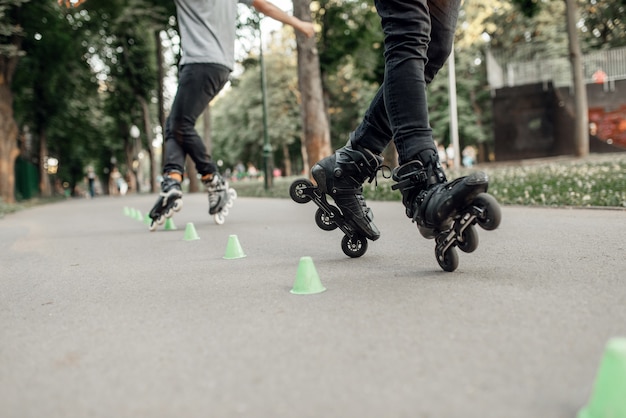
[0,84,20,203]
[293,0,331,176]
[0,83,19,204]
[155,30,166,172]
[0,42,21,204]
[565,0,589,157]
[124,134,138,194]
[138,95,157,193]
[38,128,51,197]
[282,143,292,177]
[187,156,198,192]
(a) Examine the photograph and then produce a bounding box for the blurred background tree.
[1,0,624,202]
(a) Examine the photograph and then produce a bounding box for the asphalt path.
[1,192,625,418]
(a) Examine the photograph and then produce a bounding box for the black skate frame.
[302,183,358,238]
[290,179,370,258]
[436,204,483,256]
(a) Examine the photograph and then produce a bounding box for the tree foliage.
[13,1,101,194]
[211,35,304,174]
[8,0,176,197]
[579,0,626,49]
[3,0,625,202]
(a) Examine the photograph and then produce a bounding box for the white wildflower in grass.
[483,154,626,207]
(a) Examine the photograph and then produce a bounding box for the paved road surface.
[1,193,625,418]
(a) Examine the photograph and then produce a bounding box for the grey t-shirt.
[174,0,254,70]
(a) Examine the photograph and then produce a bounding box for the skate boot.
[148,175,183,231]
[205,173,237,225]
[392,153,502,272]
[289,140,383,258]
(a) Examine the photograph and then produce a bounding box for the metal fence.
[487,46,626,89]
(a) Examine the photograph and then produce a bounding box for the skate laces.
[346,165,390,213]
[366,164,392,188]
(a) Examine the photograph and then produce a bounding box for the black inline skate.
[289,141,383,258]
[148,175,183,231]
[392,152,501,272]
[205,173,237,225]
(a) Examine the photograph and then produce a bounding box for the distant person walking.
[86,166,96,198]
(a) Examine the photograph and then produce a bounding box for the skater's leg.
[339,1,460,159]
[425,0,461,84]
[164,63,230,177]
[372,0,490,233]
[307,0,464,241]
[350,86,392,153]
[163,63,233,216]
[375,0,437,164]
[307,0,431,240]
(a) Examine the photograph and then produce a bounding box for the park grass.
[234,152,626,208]
[1,153,624,218]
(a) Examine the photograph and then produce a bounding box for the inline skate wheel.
[156,215,165,225]
[221,207,229,216]
[214,212,225,225]
[173,199,183,212]
[149,220,158,232]
[341,233,368,258]
[473,193,501,231]
[436,246,459,272]
[457,224,479,253]
[289,179,313,204]
[225,188,236,208]
[315,207,339,231]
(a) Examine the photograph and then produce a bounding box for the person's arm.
[251,0,315,38]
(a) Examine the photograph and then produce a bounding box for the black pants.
[352,0,461,165]
[163,63,230,177]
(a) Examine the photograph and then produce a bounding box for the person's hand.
[58,0,87,8]
[297,21,316,38]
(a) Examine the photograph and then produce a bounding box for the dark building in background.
[487,47,626,161]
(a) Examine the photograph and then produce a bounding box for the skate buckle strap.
[391,170,428,191]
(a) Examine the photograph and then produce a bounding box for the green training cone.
[143,213,151,225]
[124,206,130,216]
[164,217,177,230]
[291,256,326,295]
[223,234,246,259]
[135,209,143,221]
[578,338,626,418]
[183,222,200,241]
